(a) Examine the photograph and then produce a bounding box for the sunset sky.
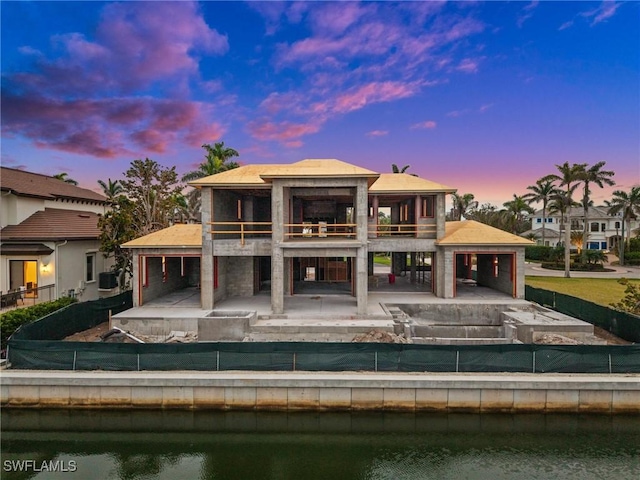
[2,1,638,207]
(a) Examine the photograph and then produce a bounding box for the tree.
[182,142,240,182]
[523,179,559,246]
[121,158,183,236]
[543,162,586,278]
[450,193,478,221]
[570,230,584,254]
[503,194,534,234]
[53,172,78,185]
[610,278,640,315]
[98,178,124,202]
[579,161,615,263]
[464,203,511,231]
[606,187,640,266]
[98,195,136,289]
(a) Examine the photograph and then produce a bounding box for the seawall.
[2,371,639,413]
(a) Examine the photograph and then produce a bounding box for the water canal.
[2,410,639,479]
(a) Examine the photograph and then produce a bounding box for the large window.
[86,253,96,282]
[421,196,435,218]
[590,222,599,232]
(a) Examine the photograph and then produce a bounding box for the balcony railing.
[369,224,437,238]
[284,223,357,240]
[208,221,272,246]
[1,284,56,312]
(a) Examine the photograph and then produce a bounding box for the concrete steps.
[251,319,395,335]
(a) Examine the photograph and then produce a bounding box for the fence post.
[216,351,220,371]
[293,352,296,371]
[137,354,140,371]
[73,351,77,371]
[455,350,459,373]
[532,351,536,373]
[608,353,612,374]
[374,351,378,372]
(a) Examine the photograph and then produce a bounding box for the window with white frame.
[86,253,96,282]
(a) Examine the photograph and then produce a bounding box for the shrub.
[610,278,640,315]
[628,238,640,253]
[525,245,553,261]
[0,297,77,350]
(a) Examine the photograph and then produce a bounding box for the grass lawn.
[373,255,391,266]
[525,276,640,307]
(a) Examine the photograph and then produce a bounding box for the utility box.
[99,272,118,289]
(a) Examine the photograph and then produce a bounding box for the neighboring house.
[123,159,531,315]
[1,167,111,302]
[523,206,636,250]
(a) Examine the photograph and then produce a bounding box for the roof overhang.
[1,243,54,256]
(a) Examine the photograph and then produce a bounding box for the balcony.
[368,224,437,238]
[284,222,357,240]
[208,221,272,246]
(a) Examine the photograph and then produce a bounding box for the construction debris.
[352,329,410,344]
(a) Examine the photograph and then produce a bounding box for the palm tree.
[606,186,640,266]
[98,178,124,202]
[182,142,240,182]
[523,179,559,246]
[450,193,478,221]
[579,161,615,262]
[543,162,586,277]
[53,172,78,185]
[502,194,534,234]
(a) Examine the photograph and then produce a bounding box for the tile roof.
[0,208,102,241]
[437,220,534,246]
[122,224,202,248]
[369,173,456,194]
[1,167,106,203]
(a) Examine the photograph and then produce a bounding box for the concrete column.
[356,179,369,314]
[410,252,417,283]
[131,252,140,307]
[415,195,421,236]
[436,193,446,240]
[368,195,379,239]
[271,182,284,314]
[201,188,214,310]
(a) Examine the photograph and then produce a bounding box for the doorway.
[10,260,38,297]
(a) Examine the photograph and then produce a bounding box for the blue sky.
[1,1,638,206]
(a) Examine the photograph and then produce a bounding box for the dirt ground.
[65,322,632,345]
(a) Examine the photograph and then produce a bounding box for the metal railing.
[1,284,56,312]
[368,224,437,238]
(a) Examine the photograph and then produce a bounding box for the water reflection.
[2,410,639,480]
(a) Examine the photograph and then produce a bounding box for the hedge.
[0,297,77,351]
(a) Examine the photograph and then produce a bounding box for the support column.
[271,182,285,314]
[201,188,214,310]
[356,179,369,315]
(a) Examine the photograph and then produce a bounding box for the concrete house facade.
[1,167,110,303]
[524,206,637,251]
[124,159,531,316]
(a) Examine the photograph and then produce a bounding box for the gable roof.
[1,167,106,203]
[122,224,202,249]
[0,208,101,241]
[260,159,379,181]
[189,164,279,188]
[370,173,456,194]
[437,220,534,246]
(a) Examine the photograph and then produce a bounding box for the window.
[615,221,621,229]
[590,222,599,232]
[547,218,553,223]
[421,196,434,218]
[601,223,606,232]
[536,218,542,223]
[86,253,96,282]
